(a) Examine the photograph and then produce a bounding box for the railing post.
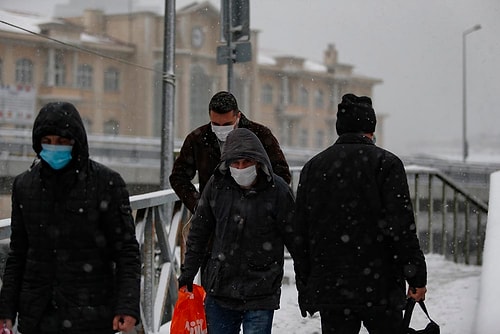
[142,207,156,333]
[414,173,420,236]
[441,182,447,256]
[427,174,433,253]
[453,191,459,263]
[464,201,470,265]
[476,212,483,265]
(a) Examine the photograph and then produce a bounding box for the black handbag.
[402,298,440,334]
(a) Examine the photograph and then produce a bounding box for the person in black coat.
[293,94,427,334]
[178,128,298,334]
[0,102,141,334]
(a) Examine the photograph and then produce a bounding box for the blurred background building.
[0,1,381,149]
[1,1,497,223]
[0,1,382,217]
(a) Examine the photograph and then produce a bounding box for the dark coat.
[169,113,291,213]
[0,102,141,334]
[294,133,427,314]
[180,128,296,311]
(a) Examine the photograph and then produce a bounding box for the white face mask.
[211,117,239,142]
[211,124,234,142]
[230,165,257,187]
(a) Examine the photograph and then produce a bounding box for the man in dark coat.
[293,94,427,334]
[169,91,291,214]
[177,128,298,334]
[0,102,141,334]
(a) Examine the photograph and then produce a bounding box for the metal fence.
[0,165,489,333]
[406,166,488,265]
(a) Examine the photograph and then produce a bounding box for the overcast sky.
[1,0,499,158]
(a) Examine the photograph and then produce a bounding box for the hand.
[113,315,136,333]
[0,319,13,334]
[178,274,193,292]
[407,286,427,301]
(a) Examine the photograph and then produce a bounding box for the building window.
[16,58,34,84]
[298,86,308,107]
[76,64,93,89]
[54,53,66,86]
[103,119,120,135]
[104,67,120,91]
[315,89,324,109]
[190,65,212,130]
[44,51,66,86]
[299,128,308,147]
[261,84,273,104]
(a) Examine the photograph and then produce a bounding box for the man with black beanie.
[293,93,427,333]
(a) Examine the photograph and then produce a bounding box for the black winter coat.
[169,113,291,213]
[180,128,296,311]
[0,102,141,334]
[294,134,427,314]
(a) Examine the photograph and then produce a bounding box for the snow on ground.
[161,253,481,333]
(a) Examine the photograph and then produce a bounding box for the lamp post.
[462,24,481,162]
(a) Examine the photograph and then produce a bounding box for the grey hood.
[219,128,273,179]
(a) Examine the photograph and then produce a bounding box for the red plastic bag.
[170,284,207,334]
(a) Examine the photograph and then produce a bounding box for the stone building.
[0,1,381,151]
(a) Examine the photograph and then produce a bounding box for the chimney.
[324,44,338,73]
[83,9,105,35]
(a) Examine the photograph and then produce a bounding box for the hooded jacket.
[294,133,427,314]
[180,128,297,310]
[0,102,141,334]
[169,113,291,213]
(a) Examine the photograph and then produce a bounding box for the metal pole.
[224,0,234,92]
[462,24,481,162]
[160,0,176,189]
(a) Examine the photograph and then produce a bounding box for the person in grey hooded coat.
[178,128,298,334]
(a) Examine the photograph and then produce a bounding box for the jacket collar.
[335,133,375,145]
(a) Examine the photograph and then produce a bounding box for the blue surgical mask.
[40,144,73,170]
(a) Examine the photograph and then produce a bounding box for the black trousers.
[319,307,404,334]
[29,304,114,334]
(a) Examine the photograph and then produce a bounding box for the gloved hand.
[177,274,193,292]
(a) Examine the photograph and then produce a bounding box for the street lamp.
[462,24,481,162]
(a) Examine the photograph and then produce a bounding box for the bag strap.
[403,298,437,329]
[417,300,437,323]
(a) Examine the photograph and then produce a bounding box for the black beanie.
[336,93,376,135]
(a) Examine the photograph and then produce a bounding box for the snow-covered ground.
[161,253,481,333]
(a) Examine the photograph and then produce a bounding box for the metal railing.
[406,165,488,265]
[0,188,188,334]
[0,165,490,332]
